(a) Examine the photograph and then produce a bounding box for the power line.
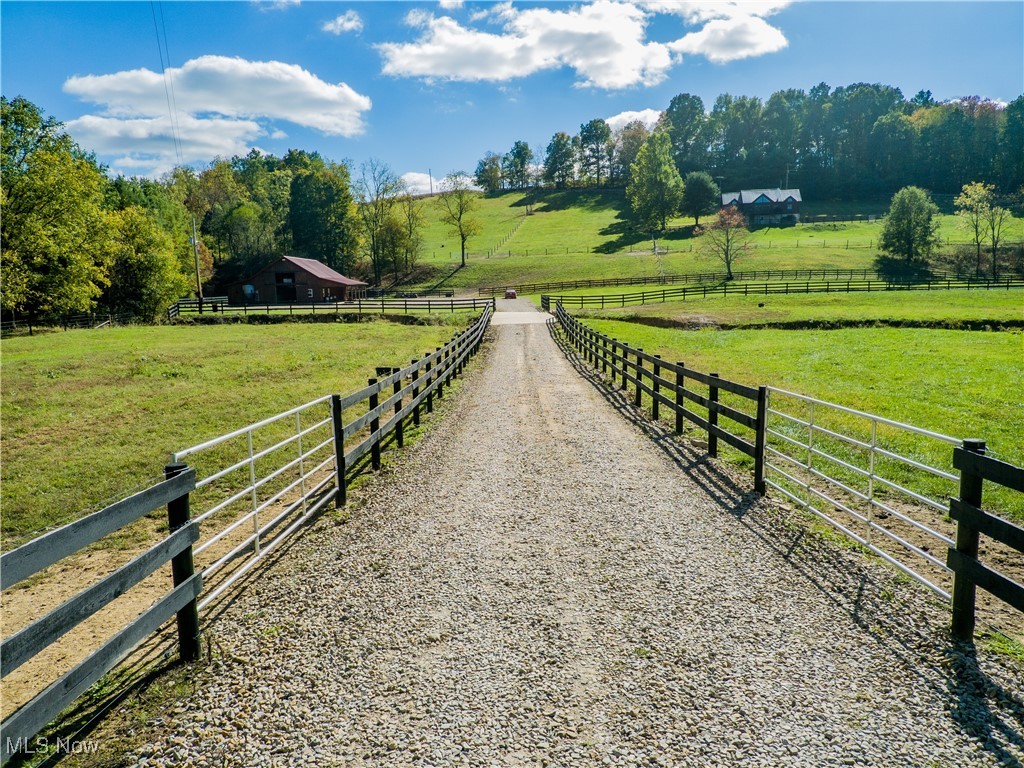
[150,0,183,166]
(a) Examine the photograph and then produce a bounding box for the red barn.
[228,256,369,304]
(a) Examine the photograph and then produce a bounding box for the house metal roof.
[721,188,802,205]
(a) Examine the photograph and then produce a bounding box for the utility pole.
[428,168,433,196]
[191,216,203,306]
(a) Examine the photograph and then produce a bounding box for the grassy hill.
[408,189,1024,293]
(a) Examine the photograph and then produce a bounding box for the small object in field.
[758,302,765,308]
[504,289,517,299]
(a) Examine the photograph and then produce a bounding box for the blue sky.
[2,1,1022,192]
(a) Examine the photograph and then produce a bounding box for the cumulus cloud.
[670,14,788,62]
[377,0,792,89]
[323,10,363,35]
[62,55,371,176]
[401,171,440,196]
[605,108,662,132]
[438,0,464,9]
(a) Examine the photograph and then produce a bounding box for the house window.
[787,203,793,211]
[307,288,314,299]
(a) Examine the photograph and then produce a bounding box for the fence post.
[434,347,443,400]
[708,374,720,458]
[369,379,381,470]
[165,462,200,662]
[950,438,986,642]
[635,350,644,408]
[754,386,768,495]
[330,395,346,507]
[602,337,609,374]
[411,359,421,426]
[393,370,404,449]
[652,356,661,421]
[675,363,685,434]
[618,341,627,389]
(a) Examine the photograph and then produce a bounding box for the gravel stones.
[132,311,1023,768]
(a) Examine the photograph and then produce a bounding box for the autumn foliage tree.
[695,206,751,279]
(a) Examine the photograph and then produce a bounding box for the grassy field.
[410,189,1023,293]
[578,316,1024,514]
[563,287,1024,326]
[0,318,471,547]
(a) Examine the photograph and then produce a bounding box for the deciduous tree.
[879,186,940,263]
[954,181,994,276]
[435,172,480,267]
[681,171,721,226]
[626,132,683,232]
[695,206,751,280]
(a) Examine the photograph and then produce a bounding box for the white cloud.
[670,14,788,62]
[323,10,363,35]
[377,0,792,89]
[401,171,440,195]
[438,0,464,9]
[253,0,301,11]
[606,108,662,132]
[380,1,674,89]
[67,114,264,177]
[63,55,371,176]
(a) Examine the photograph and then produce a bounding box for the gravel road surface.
[135,302,1023,767]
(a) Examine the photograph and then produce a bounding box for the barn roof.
[280,256,368,286]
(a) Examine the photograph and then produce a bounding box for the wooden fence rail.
[554,304,1024,644]
[168,297,493,319]
[540,276,1024,311]
[481,267,976,296]
[1,307,493,763]
[553,304,767,493]
[0,471,201,764]
[949,441,1024,641]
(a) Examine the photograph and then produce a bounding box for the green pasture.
[565,286,1024,326]
[0,318,470,547]
[412,190,1023,293]
[578,317,1024,517]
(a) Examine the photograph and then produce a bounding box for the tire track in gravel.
[132,307,1024,768]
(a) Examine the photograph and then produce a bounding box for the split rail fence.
[541,276,1024,311]
[0,306,492,764]
[553,305,1024,646]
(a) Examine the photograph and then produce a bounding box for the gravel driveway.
[135,305,1023,768]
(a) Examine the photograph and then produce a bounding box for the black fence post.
[754,386,768,495]
[393,370,404,449]
[435,347,444,400]
[165,462,200,662]
[330,394,346,507]
[411,360,421,427]
[675,363,685,435]
[652,355,661,421]
[708,374,720,458]
[369,379,381,470]
[950,438,986,642]
[634,350,644,409]
[602,337,609,374]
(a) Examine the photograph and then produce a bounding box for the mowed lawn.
[580,317,1024,516]
[569,287,1024,326]
[0,319,469,546]
[411,189,1023,293]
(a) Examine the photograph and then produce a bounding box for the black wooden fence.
[540,276,1024,311]
[168,297,492,319]
[949,441,1024,641]
[554,304,767,493]
[0,306,493,764]
[553,305,1024,646]
[481,267,968,296]
[0,471,202,764]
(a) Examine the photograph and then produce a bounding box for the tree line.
[1,97,478,323]
[475,82,1023,199]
